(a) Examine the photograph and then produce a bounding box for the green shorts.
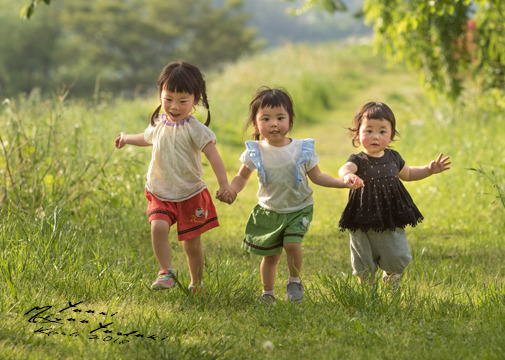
[242,204,314,256]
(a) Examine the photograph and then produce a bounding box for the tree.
[286,0,505,100]
[0,1,60,96]
[11,0,259,98]
[364,0,504,99]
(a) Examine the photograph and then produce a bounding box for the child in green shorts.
[217,87,354,303]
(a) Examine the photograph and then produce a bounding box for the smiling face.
[160,89,195,122]
[255,106,291,146]
[358,117,393,157]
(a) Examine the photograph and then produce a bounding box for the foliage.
[19,0,51,19]
[363,0,505,100]
[0,2,60,96]
[285,0,505,101]
[283,0,348,15]
[4,0,259,98]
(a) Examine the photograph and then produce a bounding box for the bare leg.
[358,276,374,287]
[283,242,302,278]
[151,219,172,269]
[182,235,204,286]
[261,254,282,291]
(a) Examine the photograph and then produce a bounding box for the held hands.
[115,132,127,149]
[343,173,364,189]
[428,153,451,175]
[216,184,237,205]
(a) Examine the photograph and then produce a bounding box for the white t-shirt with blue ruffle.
[240,138,319,213]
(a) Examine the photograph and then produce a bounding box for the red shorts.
[145,188,219,241]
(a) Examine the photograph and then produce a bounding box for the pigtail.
[201,91,211,127]
[150,104,162,126]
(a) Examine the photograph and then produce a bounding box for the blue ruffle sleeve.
[245,141,267,185]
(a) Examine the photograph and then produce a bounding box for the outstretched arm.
[307,165,354,188]
[338,162,364,189]
[115,132,150,148]
[399,153,451,181]
[202,141,237,204]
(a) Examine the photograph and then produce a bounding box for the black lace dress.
[338,149,423,232]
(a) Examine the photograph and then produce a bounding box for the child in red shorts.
[115,61,235,293]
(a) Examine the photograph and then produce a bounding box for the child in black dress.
[338,102,451,289]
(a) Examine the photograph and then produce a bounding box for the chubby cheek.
[358,134,369,146]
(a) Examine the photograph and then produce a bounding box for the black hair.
[246,87,294,140]
[349,102,399,147]
[150,61,210,126]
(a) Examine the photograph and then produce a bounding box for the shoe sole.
[151,282,177,290]
[285,296,303,303]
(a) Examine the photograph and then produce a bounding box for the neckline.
[161,114,193,127]
[260,138,293,149]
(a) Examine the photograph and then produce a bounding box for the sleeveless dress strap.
[245,141,267,185]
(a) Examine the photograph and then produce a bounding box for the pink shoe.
[382,272,402,291]
[151,269,177,290]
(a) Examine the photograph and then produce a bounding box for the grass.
[1,41,505,359]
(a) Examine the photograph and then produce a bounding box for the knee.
[283,242,301,253]
[262,254,281,265]
[183,237,202,254]
[151,220,169,236]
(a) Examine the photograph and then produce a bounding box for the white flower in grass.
[262,341,274,351]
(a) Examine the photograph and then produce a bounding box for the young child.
[338,101,450,290]
[115,61,235,294]
[218,88,352,303]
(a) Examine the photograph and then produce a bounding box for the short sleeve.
[189,119,216,151]
[347,153,361,167]
[389,149,406,171]
[306,151,319,171]
[144,124,155,144]
[239,148,256,171]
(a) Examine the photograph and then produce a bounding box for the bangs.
[257,92,292,110]
[161,67,200,98]
[364,103,395,122]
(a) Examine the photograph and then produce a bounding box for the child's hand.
[343,174,364,189]
[216,185,237,204]
[115,132,126,149]
[429,153,451,174]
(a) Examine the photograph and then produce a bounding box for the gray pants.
[349,228,412,278]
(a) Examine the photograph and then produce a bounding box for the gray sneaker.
[259,293,276,304]
[285,282,304,303]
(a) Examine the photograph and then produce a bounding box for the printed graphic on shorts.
[191,208,209,223]
[297,217,310,231]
